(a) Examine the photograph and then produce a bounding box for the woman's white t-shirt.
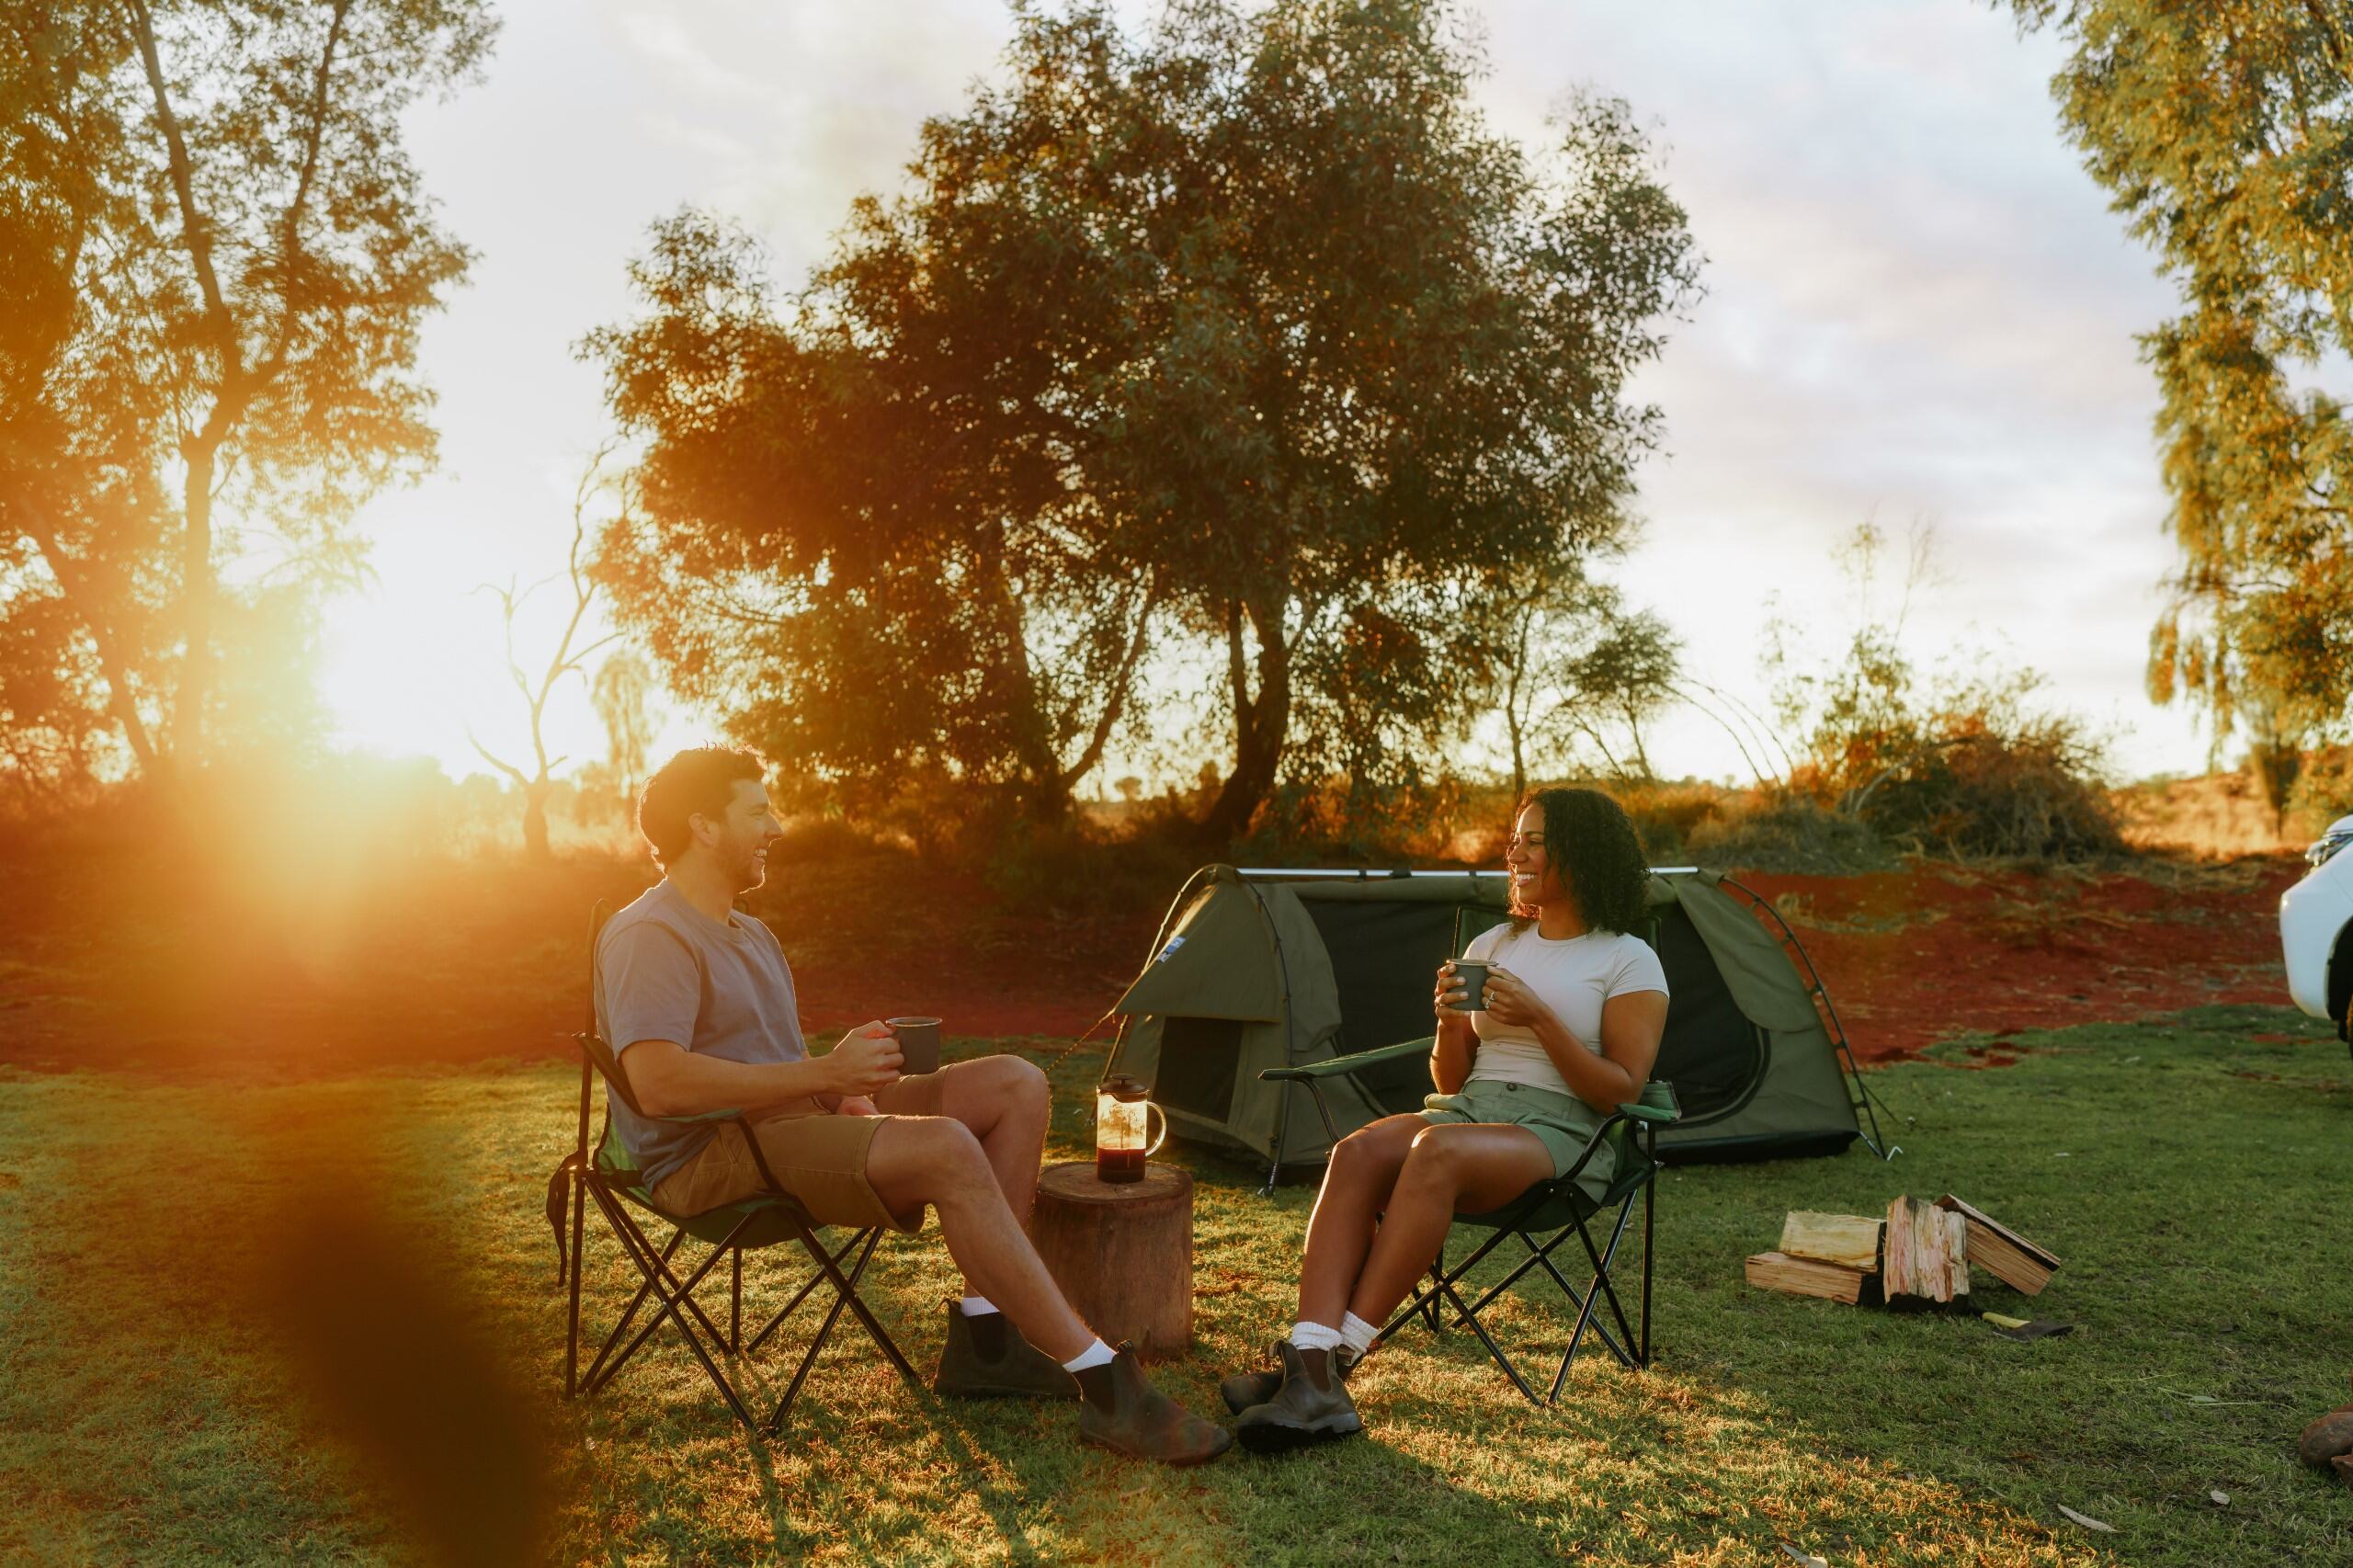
[1461,922,1670,1097]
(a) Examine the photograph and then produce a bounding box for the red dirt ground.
[1722,859,2305,1061]
[0,843,2309,1074]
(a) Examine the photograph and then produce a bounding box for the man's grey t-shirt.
[593,880,805,1193]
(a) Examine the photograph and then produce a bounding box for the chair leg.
[581,1218,689,1394]
[579,1189,762,1431]
[591,1199,734,1358]
[745,1226,868,1355]
[1639,1177,1655,1368]
[1432,1259,1543,1404]
[1544,1204,1643,1401]
[564,1165,587,1398]
[1569,1202,1643,1363]
[583,1195,756,1403]
[767,1227,892,1435]
[786,1214,920,1387]
[731,1245,742,1355]
[599,1222,753,1391]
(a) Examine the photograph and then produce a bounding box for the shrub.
[1846,709,2121,861]
[1685,790,1894,874]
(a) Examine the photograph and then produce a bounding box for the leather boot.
[1234,1340,1362,1453]
[1220,1341,1358,1415]
[933,1302,1077,1400]
[1074,1345,1233,1466]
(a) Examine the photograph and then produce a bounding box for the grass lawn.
[1,1004,2346,1565]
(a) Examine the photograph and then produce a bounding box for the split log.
[1745,1250,1868,1304]
[1882,1195,1970,1307]
[1778,1210,1883,1272]
[1934,1194,2060,1295]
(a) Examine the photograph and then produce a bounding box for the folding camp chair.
[1263,1038,1679,1404]
[548,906,919,1435]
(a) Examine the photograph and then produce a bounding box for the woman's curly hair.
[1507,787,1651,934]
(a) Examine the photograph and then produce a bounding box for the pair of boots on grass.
[934,1298,1373,1462]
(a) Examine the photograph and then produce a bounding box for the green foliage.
[1681,789,1897,874]
[0,0,494,786]
[588,0,1698,835]
[1766,524,2120,861]
[1480,566,1682,796]
[1854,704,2123,861]
[2003,1,2353,748]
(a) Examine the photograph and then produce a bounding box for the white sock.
[958,1295,999,1317]
[1289,1319,1344,1354]
[1062,1337,1117,1373]
[1339,1312,1381,1360]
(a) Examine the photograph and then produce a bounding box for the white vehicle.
[2279,812,2353,1046]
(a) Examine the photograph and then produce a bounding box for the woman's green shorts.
[1420,1079,1611,1201]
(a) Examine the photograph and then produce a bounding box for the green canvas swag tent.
[1103,866,1888,1181]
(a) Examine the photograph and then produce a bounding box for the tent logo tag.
[1154,936,1188,965]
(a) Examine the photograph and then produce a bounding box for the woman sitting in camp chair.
[1223,786,1670,1452]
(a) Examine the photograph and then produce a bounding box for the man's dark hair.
[1508,786,1650,934]
[638,745,767,867]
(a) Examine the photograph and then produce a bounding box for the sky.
[315,0,2208,793]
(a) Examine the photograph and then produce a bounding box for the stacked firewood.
[1745,1194,2057,1310]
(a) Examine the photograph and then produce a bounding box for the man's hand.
[825,1021,904,1096]
[1478,967,1557,1033]
[836,1095,880,1116]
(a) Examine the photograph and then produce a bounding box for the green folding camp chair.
[1262,1038,1679,1404]
[548,906,919,1435]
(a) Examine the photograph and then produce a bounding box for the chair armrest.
[1262,1035,1433,1084]
[1617,1080,1681,1125]
[654,1108,749,1125]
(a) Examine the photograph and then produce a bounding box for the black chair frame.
[1264,1036,1678,1405]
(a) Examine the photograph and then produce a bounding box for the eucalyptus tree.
[0,0,494,790]
[2004,1,2353,749]
[592,0,1698,835]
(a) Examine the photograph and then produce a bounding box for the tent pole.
[1718,875,1900,1161]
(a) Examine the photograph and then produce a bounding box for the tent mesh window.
[1298,899,1455,1114]
[1649,903,1767,1122]
[1154,1016,1244,1122]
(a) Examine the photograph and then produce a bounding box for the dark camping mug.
[887,1016,942,1076]
[1446,960,1491,1012]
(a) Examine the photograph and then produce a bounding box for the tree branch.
[251,0,354,385]
[1058,569,1165,790]
[466,726,530,788]
[124,0,242,391]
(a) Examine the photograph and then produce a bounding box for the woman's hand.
[1477,967,1557,1033]
[1433,960,1469,1015]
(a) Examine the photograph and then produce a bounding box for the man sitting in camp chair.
[596,745,1229,1466]
[1222,787,1670,1451]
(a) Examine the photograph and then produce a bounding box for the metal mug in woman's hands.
[1439,960,1496,1007]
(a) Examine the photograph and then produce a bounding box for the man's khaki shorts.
[651,1098,926,1233]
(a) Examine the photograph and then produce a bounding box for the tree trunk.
[1200,590,1291,842]
[523,779,552,863]
[972,534,1065,822]
[172,441,218,771]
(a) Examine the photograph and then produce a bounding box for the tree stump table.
[1032,1161,1193,1359]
